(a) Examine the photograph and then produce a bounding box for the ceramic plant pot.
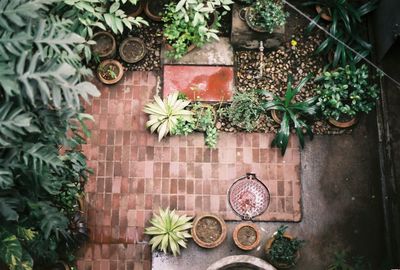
[119,37,147,63]
[145,0,170,21]
[245,7,268,33]
[328,116,358,128]
[315,5,333,21]
[91,31,116,59]
[97,59,124,85]
[233,223,261,251]
[191,214,227,249]
[122,0,144,17]
[271,109,282,124]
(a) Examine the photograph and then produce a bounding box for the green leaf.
[22,143,64,172]
[0,197,19,221]
[0,167,14,190]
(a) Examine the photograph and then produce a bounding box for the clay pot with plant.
[245,0,288,33]
[91,31,116,59]
[119,37,147,63]
[316,64,379,128]
[233,223,261,251]
[191,214,227,249]
[265,225,304,269]
[97,59,124,84]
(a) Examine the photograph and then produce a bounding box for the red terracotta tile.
[163,65,234,102]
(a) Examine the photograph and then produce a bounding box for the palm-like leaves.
[0,0,94,268]
[304,0,377,67]
[145,208,193,256]
[143,92,194,141]
[264,74,317,155]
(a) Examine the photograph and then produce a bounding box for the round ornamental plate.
[228,173,270,220]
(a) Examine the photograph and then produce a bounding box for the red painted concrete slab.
[163,65,234,101]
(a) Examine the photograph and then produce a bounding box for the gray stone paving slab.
[161,37,234,65]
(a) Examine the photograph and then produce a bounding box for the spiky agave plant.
[145,208,193,256]
[143,92,194,141]
[264,74,318,155]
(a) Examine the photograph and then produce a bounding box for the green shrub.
[0,0,99,268]
[316,64,379,120]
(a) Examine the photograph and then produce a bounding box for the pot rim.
[191,213,227,249]
[328,115,358,128]
[315,5,333,22]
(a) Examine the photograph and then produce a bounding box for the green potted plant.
[226,88,270,132]
[264,74,318,155]
[143,92,194,141]
[145,208,193,256]
[245,0,288,33]
[162,0,233,59]
[265,225,304,269]
[97,59,124,85]
[316,64,379,128]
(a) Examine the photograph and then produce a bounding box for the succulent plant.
[143,92,194,141]
[145,208,193,256]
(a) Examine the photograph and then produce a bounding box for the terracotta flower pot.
[191,214,227,249]
[233,223,261,251]
[265,233,300,269]
[328,116,358,128]
[91,31,116,59]
[119,37,147,63]
[315,5,332,22]
[97,59,124,85]
[271,109,282,124]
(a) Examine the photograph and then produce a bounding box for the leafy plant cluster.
[224,75,317,155]
[163,0,233,59]
[316,64,379,120]
[305,0,377,67]
[53,0,148,61]
[248,0,288,33]
[145,208,193,256]
[266,225,304,267]
[225,88,270,132]
[172,102,219,149]
[0,0,99,269]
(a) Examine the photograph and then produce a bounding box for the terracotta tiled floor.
[77,71,301,270]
